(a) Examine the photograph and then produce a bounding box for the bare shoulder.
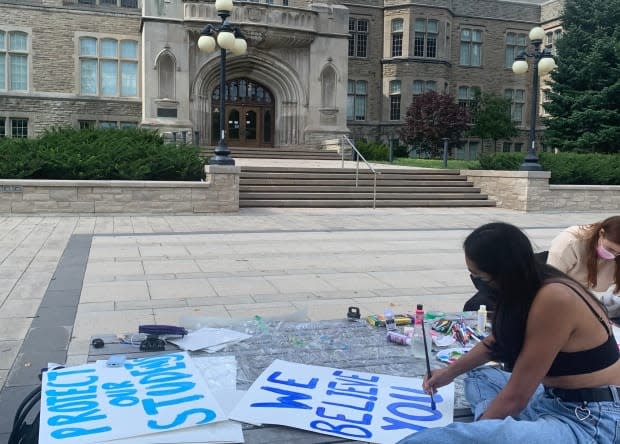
[529,282,579,320]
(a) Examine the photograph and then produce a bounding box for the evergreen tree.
[400,91,470,158]
[469,92,518,152]
[543,0,620,153]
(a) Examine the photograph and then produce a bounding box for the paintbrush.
[421,319,437,410]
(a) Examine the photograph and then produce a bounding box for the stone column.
[197,165,241,212]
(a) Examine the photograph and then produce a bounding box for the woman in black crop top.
[398,222,620,444]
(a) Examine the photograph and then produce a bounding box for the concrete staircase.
[239,166,495,208]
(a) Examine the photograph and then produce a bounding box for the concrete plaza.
[0,206,617,442]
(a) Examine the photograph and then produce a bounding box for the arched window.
[320,65,336,108]
[157,52,175,99]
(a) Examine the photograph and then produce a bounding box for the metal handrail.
[341,135,380,209]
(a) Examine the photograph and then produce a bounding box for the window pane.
[357,20,367,32]
[413,80,423,94]
[121,62,137,96]
[347,94,354,120]
[79,120,95,129]
[458,86,468,99]
[389,80,400,94]
[461,29,470,41]
[80,38,97,56]
[517,34,527,45]
[0,32,4,50]
[9,54,27,90]
[100,121,118,129]
[355,95,366,120]
[80,59,97,94]
[0,118,5,137]
[505,47,514,68]
[120,40,137,59]
[415,19,425,32]
[392,19,403,33]
[414,34,424,57]
[472,30,482,42]
[9,33,27,51]
[506,32,515,44]
[347,80,355,94]
[460,44,470,64]
[101,39,117,57]
[356,34,367,57]
[100,60,118,95]
[0,54,5,89]
[471,44,481,66]
[515,89,525,101]
[427,20,438,33]
[427,81,436,91]
[355,80,367,94]
[120,122,138,128]
[427,36,436,57]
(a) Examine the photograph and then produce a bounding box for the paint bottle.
[413,305,430,358]
[477,304,488,332]
[387,331,411,345]
[384,308,397,331]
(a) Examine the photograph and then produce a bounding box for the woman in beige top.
[547,215,620,315]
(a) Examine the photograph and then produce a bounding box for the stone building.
[0,0,564,159]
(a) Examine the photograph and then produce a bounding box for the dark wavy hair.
[463,222,594,368]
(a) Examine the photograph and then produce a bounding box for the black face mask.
[470,274,498,300]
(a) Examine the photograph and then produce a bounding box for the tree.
[543,0,620,153]
[469,92,518,152]
[400,91,470,157]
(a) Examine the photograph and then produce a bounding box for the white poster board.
[229,360,455,444]
[39,352,227,444]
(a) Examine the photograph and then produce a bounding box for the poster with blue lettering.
[39,352,227,444]
[229,359,455,444]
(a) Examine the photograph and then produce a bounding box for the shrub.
[354,140,389,161]
[477,152,620,185]
[0,128,205,181]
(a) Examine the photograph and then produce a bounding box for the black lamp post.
[198,0,247,166]
[512,26,556,171]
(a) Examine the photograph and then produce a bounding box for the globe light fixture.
[512,26,556,171]
[198,1,247,165]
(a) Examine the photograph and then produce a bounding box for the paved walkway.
[0,184,616,442]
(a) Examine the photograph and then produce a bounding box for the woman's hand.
[422,367,456,394]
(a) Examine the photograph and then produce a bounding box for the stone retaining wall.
[463,170,620,212]
[0,165,240,214]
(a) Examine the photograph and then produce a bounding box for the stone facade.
[0,165,240,213]
[0,1,142,136]
[463,170,620,212]
[0,0,564,157]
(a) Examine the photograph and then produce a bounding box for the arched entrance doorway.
[211,79,275,147]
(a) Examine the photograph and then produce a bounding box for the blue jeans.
[396,367,620,444]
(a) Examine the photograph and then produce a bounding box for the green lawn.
[376,158,481,170]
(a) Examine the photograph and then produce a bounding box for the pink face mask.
[596,245,616,260]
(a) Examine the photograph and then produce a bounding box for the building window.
[505,32,526,68]
[514,142,523,152]
[0,117,28,137]
[456,141,479,160]
[0,31,29,91]
[413,19,438,58]
[80,119,137,129]
[459,28,482,66]
[389,80,401,121]
[412,80,437,95]
[458,86,479,109]
[391,19,403,58]
[545,32,553,46]
[348,18,368,58]
[504,88,525,123]
[79,36,138,97]
[347,80,367,121]
[502,142,511,152]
